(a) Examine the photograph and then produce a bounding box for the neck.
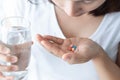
[55,6,104,38]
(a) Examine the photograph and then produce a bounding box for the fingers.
[43,35,64,44]
[0,65,18,72]
[0,44,17,63]
[36,34,64,57]
[0,54,18,72]
[0,54,17,63]
[36,34,64,44]
[0,44,10,54]
[41,40,64,57]
[0,76,14,80]
[0,72,14,80]
[36,34,44,42]
[62,52,89,64]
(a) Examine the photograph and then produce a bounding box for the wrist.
[91,48,120,80]
[92,49,108,63]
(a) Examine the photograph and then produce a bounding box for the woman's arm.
[36,34,120,80]
[92,46,120,80]
[116,43,120,67]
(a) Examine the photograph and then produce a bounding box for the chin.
[67,12,87,17]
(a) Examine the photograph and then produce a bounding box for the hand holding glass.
[0,17,32,80]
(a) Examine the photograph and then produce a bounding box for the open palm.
[36,34,104,64]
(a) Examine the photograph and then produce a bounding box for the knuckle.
[0,45,10,54]
[0,65,18,72]
[7,65,18,71]
[0,65,8,71]
[0,54,9,62]
[7,56,18,63]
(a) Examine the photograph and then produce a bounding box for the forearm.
[92,52,120,80]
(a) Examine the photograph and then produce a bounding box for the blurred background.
[0,0,19,26]
[0,0,5,27]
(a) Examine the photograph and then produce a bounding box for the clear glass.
[0,16,31,80]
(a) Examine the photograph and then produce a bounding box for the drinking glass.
[0,16,31,80]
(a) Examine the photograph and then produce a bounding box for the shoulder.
[106,12,120,20]
[105,12,120,27]
[101,12,120,40]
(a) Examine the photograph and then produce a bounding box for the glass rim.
[1,16,31,28]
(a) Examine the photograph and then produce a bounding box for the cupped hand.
[36,34,104,64]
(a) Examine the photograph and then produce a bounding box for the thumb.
[36,34,44,43]
[62,53,73,62]
[62,52,88,64]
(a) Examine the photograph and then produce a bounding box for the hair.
[48,0,120,16]
[29,0,120,16]
[89,0,120,16]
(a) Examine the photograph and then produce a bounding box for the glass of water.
[0,16,31,80]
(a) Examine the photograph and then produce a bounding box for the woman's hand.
[36,34,105,64]
[0,41,18,80]
[0,72,14,80]
[0,41,32,80]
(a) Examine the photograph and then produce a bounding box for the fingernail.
[0,47,10,53]
[9,56,18,63]
[10,65,19,71]
[41,40,46,45]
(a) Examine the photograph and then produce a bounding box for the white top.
[3,0,120,80]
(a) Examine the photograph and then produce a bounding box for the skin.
[51,0,106,16]
[0,41,32,80]
[117,44,120,67]
[0,0,120,80]
[36,0,120,80]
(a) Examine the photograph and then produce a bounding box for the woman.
[0,0,120,80]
